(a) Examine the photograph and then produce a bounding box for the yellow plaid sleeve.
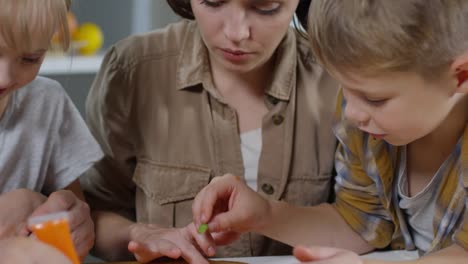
[333,91,395,249]
[453,194,468,250]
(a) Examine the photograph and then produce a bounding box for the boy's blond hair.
[308,0,468,77]
[0,0,71,52]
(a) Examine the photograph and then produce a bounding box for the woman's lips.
[220,48,253,63]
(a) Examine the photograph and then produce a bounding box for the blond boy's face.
[0,31,48,104]
[335,69,462,146]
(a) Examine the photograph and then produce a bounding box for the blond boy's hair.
[0,0,71,52]
[308,0,468,77]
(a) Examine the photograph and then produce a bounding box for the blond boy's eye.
[21,57,41,64]
[364,97,388,106]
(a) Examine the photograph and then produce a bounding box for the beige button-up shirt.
[82,20,339,257]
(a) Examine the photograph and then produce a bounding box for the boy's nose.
[0,63,15,90]
[344,102,370,127]
[224,12,250,43]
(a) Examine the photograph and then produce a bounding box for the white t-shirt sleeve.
[42,81,104,193]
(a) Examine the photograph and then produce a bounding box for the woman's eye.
[254,2,281,15]
[200,0,224,8]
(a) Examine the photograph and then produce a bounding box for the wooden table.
[100,251,419,264]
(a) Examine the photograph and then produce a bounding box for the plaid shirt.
[333,92,468,254]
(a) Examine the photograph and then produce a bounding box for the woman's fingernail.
[208,247,216,256]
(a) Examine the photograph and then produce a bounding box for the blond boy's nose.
[344,103,369,127]
[0,62,15,89]
[0,73,14,90]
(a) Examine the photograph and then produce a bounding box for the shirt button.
[272,114,284,125]
[261,183,275,195]
[268,96,279,105]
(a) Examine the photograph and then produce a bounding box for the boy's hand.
[293,245,363,264]
[127,223,215,264]
[192,174,272,234]
[30,190,94,259]
[0,189,46,238]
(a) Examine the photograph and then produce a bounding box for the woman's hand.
[192,174,272,234]
[127,222,217,264]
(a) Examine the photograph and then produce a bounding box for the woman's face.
[191,0,300,74]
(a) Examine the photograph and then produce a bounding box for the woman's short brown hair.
[167,0,311,30]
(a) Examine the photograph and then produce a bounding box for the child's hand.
[127,222,215,264]
[293,245,363,264]
[30,190,94,260]
[0,237,72,264]
[192,174,272,235]
[0,189,46,238]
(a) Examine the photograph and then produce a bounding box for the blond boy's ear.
[451,51,468,93]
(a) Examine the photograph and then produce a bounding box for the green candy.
[198,224,208,234]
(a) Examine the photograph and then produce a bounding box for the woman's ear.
[451,51,468,93]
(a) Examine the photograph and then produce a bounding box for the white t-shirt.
[0,76,103,195]
[397,146,445,252]
[240,128,262,190]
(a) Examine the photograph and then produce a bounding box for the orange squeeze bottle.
[28,212,80,264]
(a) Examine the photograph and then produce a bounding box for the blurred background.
[40,0,179,116]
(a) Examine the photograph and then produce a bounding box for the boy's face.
[334,69,462,146]
[0,32,48,103]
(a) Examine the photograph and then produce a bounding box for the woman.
[81,0,338,263]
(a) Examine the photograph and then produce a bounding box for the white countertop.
[40,55,104,75]
[212,251,419,263]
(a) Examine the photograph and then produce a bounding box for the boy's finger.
[199,175,239,224]
[293,246,340,262]
[66,201,90,229]
[192,189,206,226]
[208,212,237,233]
[31,191,76,216]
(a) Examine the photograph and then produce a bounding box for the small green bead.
[198,224,208,234]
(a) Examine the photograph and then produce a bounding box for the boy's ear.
[451,51,468,93]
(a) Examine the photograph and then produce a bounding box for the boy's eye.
[254,2,281,15]
[21,56,42,64]
[200,0,224,7]
[364,97,388,106]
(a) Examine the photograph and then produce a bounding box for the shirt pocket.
[283,172,333,206]
[132,159,212,228]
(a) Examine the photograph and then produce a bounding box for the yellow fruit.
[72,23,104,56]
